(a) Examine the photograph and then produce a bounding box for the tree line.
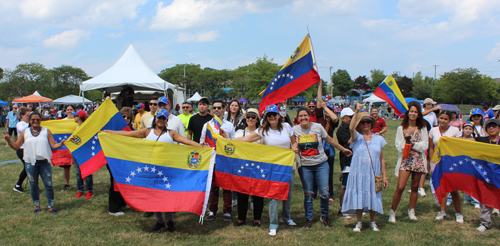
[1,58,499,104]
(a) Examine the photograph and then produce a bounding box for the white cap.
[340,108,355,118]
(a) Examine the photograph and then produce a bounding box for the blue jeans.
[301,161,330,220]
[269,169,295,230]
[73,156,93,192]
[25,160,55,208]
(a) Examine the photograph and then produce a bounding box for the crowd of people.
[3,87,500,235]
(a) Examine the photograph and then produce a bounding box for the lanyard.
[489,137,500,145]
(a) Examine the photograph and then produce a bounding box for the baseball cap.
[155,109,169,119]
[485,118,500,127]
[72,110,87,118]
[76,104,84,110]
[265,105,279,114]
[308,101,316,106]
[463,121,473,127]
[326,103,334,110]
[158,97,170,105]
[470,108,482,116]
[423,98,437,105]
[340,108,355,118]
[198,97,210,105]
[136,103,145,109]
[480,102,490,106]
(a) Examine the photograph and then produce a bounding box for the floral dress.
[400,129,426,173]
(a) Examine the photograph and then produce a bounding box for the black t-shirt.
[120,86,134,107]
[475,136,500,145]
[188,113,213,143]
[337,122,353,169]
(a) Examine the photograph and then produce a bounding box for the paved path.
[0,160,20,166]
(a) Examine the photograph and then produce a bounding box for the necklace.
[30,127,41,137]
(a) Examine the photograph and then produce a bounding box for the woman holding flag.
[103,109,202,232]
[233,105,298,237]
[4,112,66,214]
[293,106,352,228]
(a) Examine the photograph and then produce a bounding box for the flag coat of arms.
[373,75,409,117]
[431,137,500,209]
[40,119,77,166]
[99,132,215,215]
[258,34,320,114]
[65,99,130,178]
[215,138,295,200]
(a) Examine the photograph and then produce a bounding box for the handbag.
[365,141,383,193]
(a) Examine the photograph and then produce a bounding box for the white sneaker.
[388,209,396,223]
[281,218,297,226]
[474,204,481,209]
[370,221,379,232]
[435,211,446,220]
[232,199,237,207]
[268,229,277,236]
[493,208,500,215]
[353,221,362,232]
[109,211,125,216]
[455,213,464,223]
[408,209,417,221]
[477,225,489,232]
[446,201,452,206]
[418,188,427,197]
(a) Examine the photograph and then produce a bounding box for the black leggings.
[16,149,27,186]
[237,192,264,221]
[106,165,126,212]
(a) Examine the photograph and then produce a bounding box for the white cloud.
[487,42,500,62]
[43,29,90,50]
[108,32,125,39]
[175,30,220,42]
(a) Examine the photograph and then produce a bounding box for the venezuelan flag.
[258,34,320,114]
[373,75,409,117]
[431,137,500,209]
[99,132,214,215]
[41,119,77,166]
[215,138,295,200]
[213,115,223,130]
[205,124,222,148]
[65,99,130,178]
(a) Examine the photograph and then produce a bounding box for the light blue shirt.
[7,111,20,128]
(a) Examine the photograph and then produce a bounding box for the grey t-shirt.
[293,122,328,166]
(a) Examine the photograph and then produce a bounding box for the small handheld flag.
[373,75,409,117]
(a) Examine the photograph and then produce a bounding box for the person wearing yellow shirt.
[177,102,193,138]
[140,97,158,129]
[134,103,148,130]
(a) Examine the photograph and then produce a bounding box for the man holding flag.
[200,100,235,221]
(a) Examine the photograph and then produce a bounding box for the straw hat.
[355,112,375,132]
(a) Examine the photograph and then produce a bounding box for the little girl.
[460,122,480,208]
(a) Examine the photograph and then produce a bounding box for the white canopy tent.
[363,94,386,103]
[53,95,92,104]
[80,45,176,94]
[187,92,202,102]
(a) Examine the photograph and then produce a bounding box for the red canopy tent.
[13,92,53,103]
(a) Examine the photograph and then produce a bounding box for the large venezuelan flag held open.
[99,132,215,215]
[215,138,295,200]
[258,34,320,114]
[65,99,130,178]
[373,75,409,117]
[431,137,500,209]
[41,119,77,166]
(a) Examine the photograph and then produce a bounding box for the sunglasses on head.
[149,103,158,106]
[360,120,372,125]
[213,106,223,110]
[246,115,257,120]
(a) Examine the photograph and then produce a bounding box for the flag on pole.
[99,132,215,215]
[65,99,130,178]
[213,115,223,130]
[205,124,222,148]
[431,137,500,209]
[40,119,77,166]
[215,138,295,200]
[373,75,409,117]
[258,34,320,114]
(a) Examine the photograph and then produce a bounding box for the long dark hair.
[259,112,283,136]
[151,116,168,132]
[226,100,242,127]
[439,110,453,121]
[401,101,425,130]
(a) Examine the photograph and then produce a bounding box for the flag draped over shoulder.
[215,138,295,200]
[40,119,77,166]
[431,137,500,209]
[373,75,409,117]
[65,99,130,178]
[258,34,320,114]
[99,132,215,215]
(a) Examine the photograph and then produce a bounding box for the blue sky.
[1,0,500,84]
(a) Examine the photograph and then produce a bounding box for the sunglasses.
[267,112,278,117]
[149,103,158,106]
[182,106,189,109]
[246,116,257,120]
[122,116,130,119]
[213,106,223,110]
[308,106,316,108]
[30,118,41,122]
[486,124,499,129]
[360,120,372,125]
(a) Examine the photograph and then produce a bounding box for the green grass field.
[1,118,499,245]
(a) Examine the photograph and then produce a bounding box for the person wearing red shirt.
[370,108,387,135]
